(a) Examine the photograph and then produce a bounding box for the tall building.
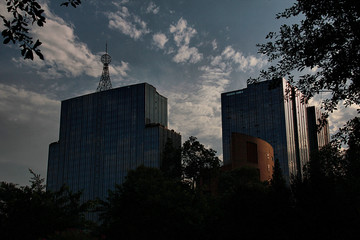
[307,106,330,154]
[47,83,181,202]
[221,79,311,182]
[47,48,181,202]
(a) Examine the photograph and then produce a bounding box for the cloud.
[328,105,358,134]
[152,33,168,49]
[0,83,60,185]
[173,45,203,64]
[146,2,160,14]
[309,97,359,136]
[166,44,267,157]
[166,50,231,157]
[212,39,218,50]
[166,79,228,159]
[169,18,203,63]
[112,61,130,77]
[108,4,150,40]
[221,46,267,72]
[170,18,197,47]
[11,3,129,81]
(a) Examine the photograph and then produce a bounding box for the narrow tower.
[96,44,112,92]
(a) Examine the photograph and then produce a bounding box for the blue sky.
[0,0,356,185]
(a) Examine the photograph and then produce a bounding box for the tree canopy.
[1,0,82,60]
[182,136,221,190]
[0,170,90,240]
[99,166,205,240]
[255,0,359,118]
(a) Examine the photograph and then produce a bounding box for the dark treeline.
[1,123,360,240]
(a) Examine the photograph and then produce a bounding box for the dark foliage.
[1,0,45,60]
[344,117,360,187]
[60,0,82,8]
[1,0,82,60]
[254,0,360,120]
[0,170,91,240]
[46,228,98,240]
[182,136,221,190]
[161,138,182,180]
[270,158,287,192]
[99,166,206,240]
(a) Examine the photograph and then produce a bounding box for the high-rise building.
[221,79,312,182]
[47,83,181,202]
[307,106,330,155]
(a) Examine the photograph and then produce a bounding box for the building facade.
[307,106,330,155]
[223,133,274,182]
[221,79,310,182]
[47,83,181,202]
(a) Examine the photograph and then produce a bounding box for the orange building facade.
[224,133,274,182]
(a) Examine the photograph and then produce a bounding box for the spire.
[96,44,112,92]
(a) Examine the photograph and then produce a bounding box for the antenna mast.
[96,43,112,92]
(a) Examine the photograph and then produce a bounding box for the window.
[247,141,258,163]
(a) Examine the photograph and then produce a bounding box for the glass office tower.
[47,83,181,202]
[307,106,330,155]
[221,79,310,182]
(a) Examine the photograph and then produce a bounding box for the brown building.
[224,133,274,182]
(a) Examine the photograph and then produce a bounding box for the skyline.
[0,0,357,185]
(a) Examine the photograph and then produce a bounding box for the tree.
[270,158,291,208]
[290,131,360,239]
[0,170,91,240]
[305,143,346,184]
[181,136,221,190]
[217,166,265,198]
[344,117,360,183]
[161,138,182,180]
[254,0,359,119]
[45,229,97,240]
[270,159,287,192]
[1,0,82,60]
[99,166,204,240]
[215,167,280,239]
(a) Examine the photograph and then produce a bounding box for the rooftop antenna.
[96,43,112,92]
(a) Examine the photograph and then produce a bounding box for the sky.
[0,0,357,186]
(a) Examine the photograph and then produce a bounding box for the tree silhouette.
[344,117,360,185]
[0,170,91,240]
[290,125,360,239]
[270,158,289,198]
[1,0,45,60]
[99,166,204,240]
[181,136,221,191]
[161,138,182,180]
[60,0,82,8]
[254,0,359,120]
[1,0,82,60]
[215,167,278,239]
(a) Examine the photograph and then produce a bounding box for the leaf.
[3,37,10,44]
[24,49,34,60]
[35,50,44,60]
[33,39,42,49]
[21,47,26,56]
[33,2,41,9]
[1,29,8,37]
